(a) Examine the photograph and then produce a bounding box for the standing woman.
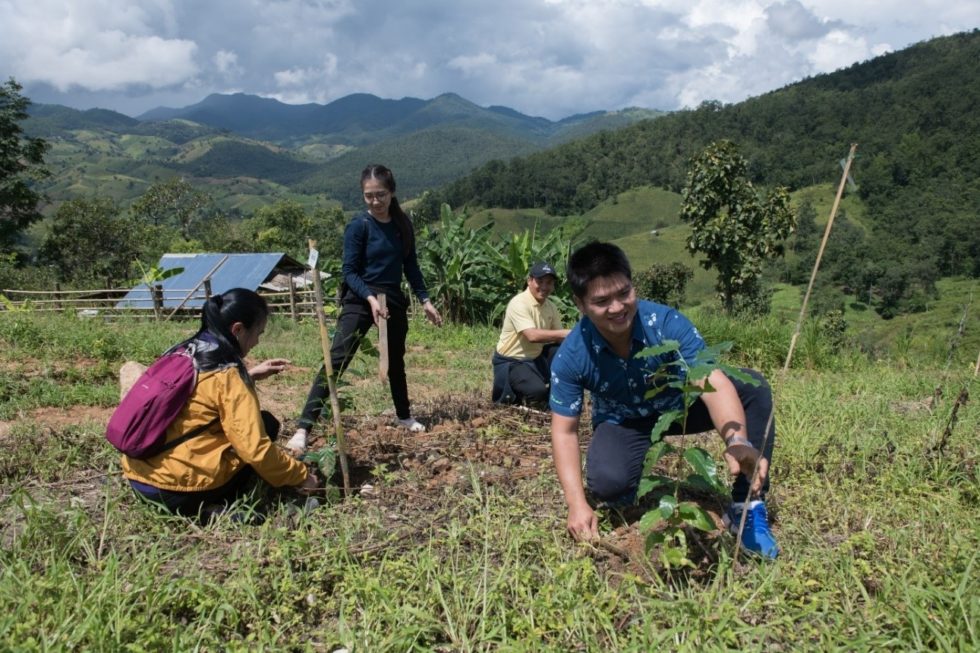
[288,164,442,453]
[123,288,317,522]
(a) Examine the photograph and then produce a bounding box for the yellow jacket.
[122,366,308,492]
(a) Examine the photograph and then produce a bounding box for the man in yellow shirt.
[492,261,571,407]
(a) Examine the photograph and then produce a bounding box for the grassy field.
[0,309,977,651]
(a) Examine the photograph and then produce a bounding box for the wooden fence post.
[288,275,298,323]
[152,284,164,321]
[203,279,212,301]
[54,282,62,312]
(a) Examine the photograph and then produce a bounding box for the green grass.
[1,312,977,650]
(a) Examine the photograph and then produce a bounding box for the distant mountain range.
[135,92,658,146]
[24,92,664,209]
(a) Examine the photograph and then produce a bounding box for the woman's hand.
[367,295,388,326]
[297,471,319,496]
[248,358,291,381]
[422,300,443,327]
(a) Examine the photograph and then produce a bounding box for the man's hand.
[567,503,599,541]
[248,358,291,381]
[723,439,768,497]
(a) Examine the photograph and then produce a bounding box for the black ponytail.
[174,288,269,382]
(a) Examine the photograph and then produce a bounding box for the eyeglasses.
[363,191,390,201]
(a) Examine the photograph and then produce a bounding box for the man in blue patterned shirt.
[549,242,779,558]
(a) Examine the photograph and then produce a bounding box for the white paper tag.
[307,249,319,269]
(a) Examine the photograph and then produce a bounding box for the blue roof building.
[117,252,309,310]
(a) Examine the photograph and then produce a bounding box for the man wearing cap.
[492,261,571,407]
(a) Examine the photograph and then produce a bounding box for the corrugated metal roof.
[117,252,304,310]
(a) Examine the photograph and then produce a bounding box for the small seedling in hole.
[635,340,759,569]
[301,446,341,503]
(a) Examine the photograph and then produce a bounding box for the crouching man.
[492,261,571,408]
[549,242,779,558]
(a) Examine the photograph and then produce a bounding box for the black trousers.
[507,344,559,405]
[298,296,411,430]
[585,368,775,504]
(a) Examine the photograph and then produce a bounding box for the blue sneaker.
[724,501,780,559]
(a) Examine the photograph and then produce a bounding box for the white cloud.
[1,0,977,118]
[214,50,242,77]
[0,0,198,91]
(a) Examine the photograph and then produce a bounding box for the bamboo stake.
[378,293,389,382]
[308,240,350,495]
[784,143,857,371]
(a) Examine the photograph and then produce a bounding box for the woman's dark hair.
[566,241,633,299]
[361,164,415,256]
[179,288,268,381]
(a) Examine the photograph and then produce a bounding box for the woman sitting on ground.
[122,288,318,522]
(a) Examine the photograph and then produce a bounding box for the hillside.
[442,30,980,316]
[24,93,662,211]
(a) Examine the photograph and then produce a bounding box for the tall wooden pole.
[784,143,857,371]
[378,293,389,382]
[308,240,350,495]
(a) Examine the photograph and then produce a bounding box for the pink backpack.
[106,347,217,458]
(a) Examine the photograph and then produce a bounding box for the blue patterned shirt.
[549,300,706,426]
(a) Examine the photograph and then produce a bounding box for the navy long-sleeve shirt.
[341,211,429,303]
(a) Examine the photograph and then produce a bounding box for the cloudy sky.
[2,0,977,120]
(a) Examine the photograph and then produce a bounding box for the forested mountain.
[441,30,980,312]
[24,93,661,209]
[138,91,662,146]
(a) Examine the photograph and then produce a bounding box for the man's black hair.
[566,241,632,299]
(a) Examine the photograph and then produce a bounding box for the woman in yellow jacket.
[122,288,317,521]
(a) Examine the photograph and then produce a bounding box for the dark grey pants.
[586,368,775,504]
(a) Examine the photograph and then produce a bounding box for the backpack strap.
[153,416,220,456]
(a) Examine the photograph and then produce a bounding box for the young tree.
[634,262,695,308]
[0,79,49,252]
[131,178,211,240]
[680,140,795,314]
[40,198,140,284]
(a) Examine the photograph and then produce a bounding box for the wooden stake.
[308,240,350,495]
[784,143,857,371]
[378,293,389,382]
[166,255,228,321]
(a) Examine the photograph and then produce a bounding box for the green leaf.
[658,494,678,520]
[636,340,680,358]
[683,447,727,494]
[649,410,683,441]
[644,530,666,554]
[637,474,672,499]
[662,545,693,569]
[716,364,760,386]
[677,502,716,531]
[642,440,673,472]
[639,510,666,533]
[302,447,337,479]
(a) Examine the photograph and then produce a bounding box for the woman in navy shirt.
[288,165,442,453]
